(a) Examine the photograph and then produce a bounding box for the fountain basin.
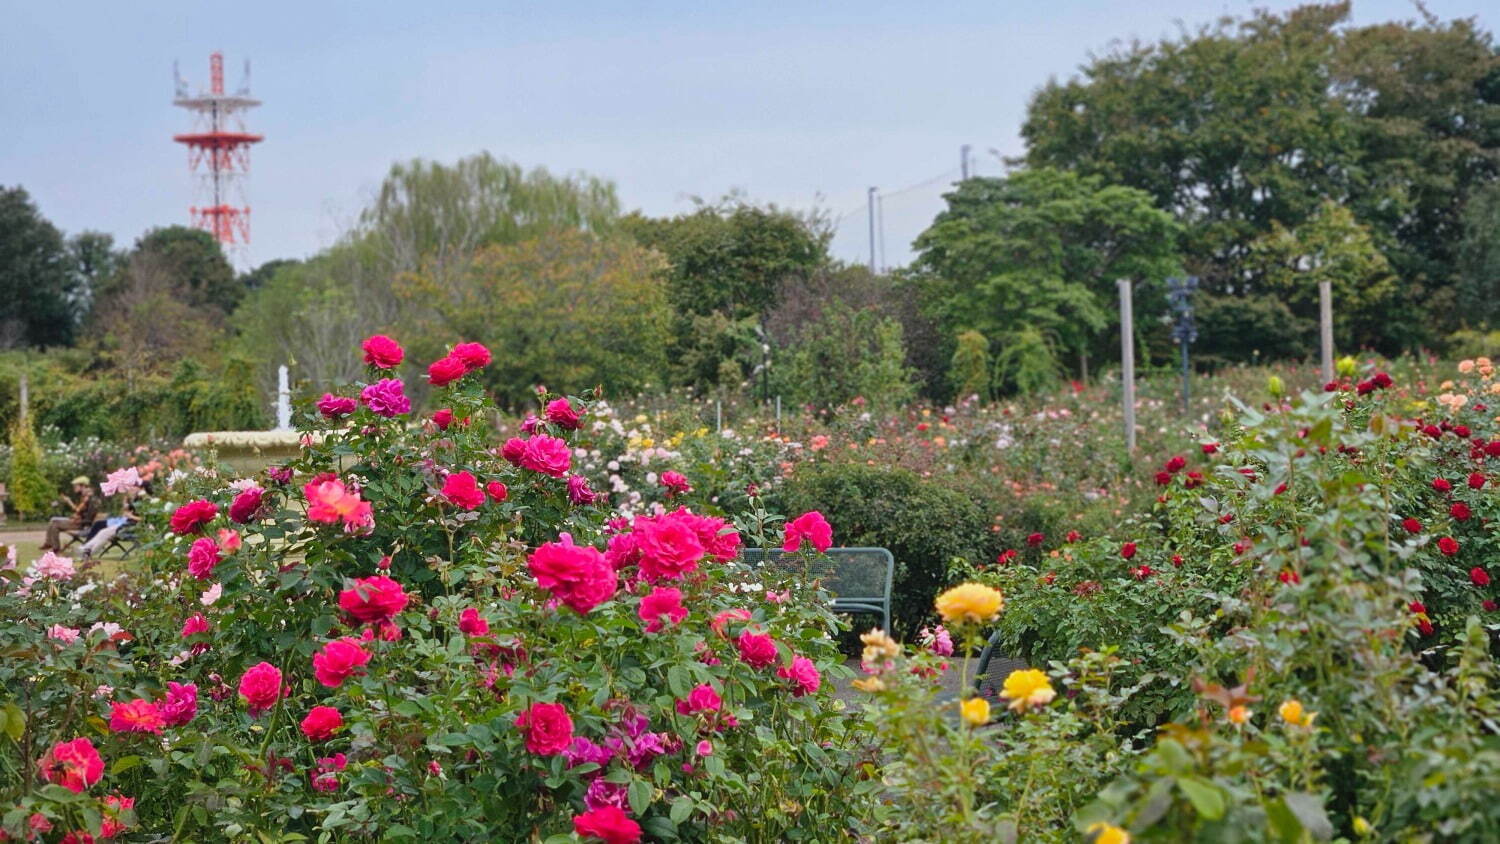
[183,430,320,475]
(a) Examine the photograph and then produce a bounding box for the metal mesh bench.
[740,546,894,633]
[973,629,1028,700]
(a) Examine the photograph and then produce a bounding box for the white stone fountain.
[184,364,320,473]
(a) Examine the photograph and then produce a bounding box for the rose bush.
[0,336,868,841]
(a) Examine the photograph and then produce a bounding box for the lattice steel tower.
[173,52,263,248]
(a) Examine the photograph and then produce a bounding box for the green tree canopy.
[913,167,1180,387]
[0,186,82,348]
[124,226,240,314]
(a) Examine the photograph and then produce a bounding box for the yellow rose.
[1087,822,1131,844]
[959,697,990,726]
[934,583,1004,625]
[851,676,886,693]
[1278,698,1316,728]
[859,629,900,665]
[1001,668,1056,712]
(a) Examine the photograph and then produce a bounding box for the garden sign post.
[1166,276,1199,415]
[1320,280,1334,383]
[1119,279,1136,452]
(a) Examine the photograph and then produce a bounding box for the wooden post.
[1119,280,1136,452]
[17,372,28,422]
[1319,280,1334,383]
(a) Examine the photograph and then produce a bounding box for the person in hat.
[41,476,100,552]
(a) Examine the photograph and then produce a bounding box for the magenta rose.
[186,537,222,580]
[782,510,833,553]
[300,705,343,741]
[451,341,492,370]
[776,655,822,696]
[360,378,411,417]
[675,683,723,715]
[228,486,265,524]
[312,637,371,688]
[528,536,618,614]
[544,397,581,430]
[573,806,642,844]
[441,471,485,510]
[632,512,706,580]
[638,586,688,633]
[338,575,411,624]
[316,393,357,418]
[458,607,489,636]
[169,499,218,535]
[736,630,778,669]
[161,682,197,727]
[238,662,284,717]
[519,435,571,477]
[500,437,527,465]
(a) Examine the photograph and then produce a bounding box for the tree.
[622,197,829,320]
[949,330,992,401]
[359,152,620,294]
[0,186,81,348]
[7,412,50,518]
[771,301,915,411]
[1021,3,1500,348]
[1247,200,1396,349]
[399,230,671,409]
[126,226,240,314]
[913,168,1180,387]
[1456,181,1500,328]
[66,231,122,321]
[91,240,226,380]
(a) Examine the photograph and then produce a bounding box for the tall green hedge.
[7,415,50,518]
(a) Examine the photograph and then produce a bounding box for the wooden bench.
[739,546,894,633]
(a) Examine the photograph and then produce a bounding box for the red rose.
[238,662,284,717]
[1438,536,1460,556]
[228,486,265,524]
[1488,441,1500,457]
[1154,471,1172,486]
[1470,472,1487,490]
[736,630,778,669]
[1451,502,1472,521]
[1485,600,1498,612]
[1433,477,1453,492]
[432,408,454,430]
[1402,518,1422,533]
[458,607,489,636]
[1372,371,1392,388]
[1025,532,1045,547]
[362,335,404,369]
[1471,567,1491,587]
[1183,471,1204,489]
[1065,530,1082,543]
[572,806,642,844]
[312,638,371,688]
[1171,554,1184,567]
[300,706,343,741]
[1409,600,1427,615]
[486,481,509,502]
[338,575,411,624]
[544,397,581,430]
[169,500,219,535]
[427,355,467,386]
[441,471,485,510]
[1165,455,1186,473]
[1120,542,1137,560]
[515,702,573,755]
[451,341,492,370]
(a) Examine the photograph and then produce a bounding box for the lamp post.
[1166,276,1199,415]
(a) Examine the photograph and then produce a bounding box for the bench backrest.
[738,546,894,604]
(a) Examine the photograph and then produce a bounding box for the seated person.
[41,476,100,552]
[79,498,141,561]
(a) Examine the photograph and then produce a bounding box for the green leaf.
[666,665,690,699]
[628,779,653,816]
[669,796,694,825]
[1176,776,1226,820]
[2,702,22,741]
[1282,792,1332,841]
[109,755,142,775]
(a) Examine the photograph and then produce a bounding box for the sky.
[3,1,1493,271]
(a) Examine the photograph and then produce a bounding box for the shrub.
[775,461,995,637]
[6,414,49,518]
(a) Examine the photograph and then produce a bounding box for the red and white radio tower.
[172,52,263,248]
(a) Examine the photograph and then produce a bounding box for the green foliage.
[622,197,828,321]
[949,330,991,401]
[1456,180,1500,328]
[0,186,82,348]
[6,413,48,517]
[401,230,672,409]
[773,301,916,410]
[1022,3,1500,350]
[775,461,995,636]
[123,227,240,314]
[994,326,1059,396]
[913,168,1180,386]
[1193,293,1313,367]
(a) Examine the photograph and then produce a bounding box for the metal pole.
[961,144,971,179]
[716,400,722,433]
[1119,280,1136,452]
[867,187,877,273]
[1319,280,1333,383]
[1180,340,1190,416]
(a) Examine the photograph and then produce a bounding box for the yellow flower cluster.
[1001,669,1055,712]
[934,583,1004,625]
[859,629,899,665]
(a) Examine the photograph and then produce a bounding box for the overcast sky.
[3,1,1492,270]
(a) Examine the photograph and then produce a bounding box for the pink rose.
[500,437,527,465]
[545,398,581,430]
[312,638,371,688]
[528,536,617,614]
[572,806,641,844]
[515,702,573,755]
[736,630,778,669]
[180,613,211,639]
[316,394,356,418]
[659,471,691,496]
[567,474,600,505]
[37,738,103,793]
[519,435,571,477]
[300,706,343,741]
[186,537,222,580]
[441,471,485,510]
[238,662,284,717]
[161,682,197,727]
[675,683,723,715]
[361,334,404,369]
[632,512,706,580]
[782,511,833,553]
[638,586,688,633]
[338,576,410,624]
[777,655,821,696]
[458,607,489,636]
[360,378,411,417]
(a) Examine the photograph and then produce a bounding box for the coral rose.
[38,738,103,793]
[109,699,165,735]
